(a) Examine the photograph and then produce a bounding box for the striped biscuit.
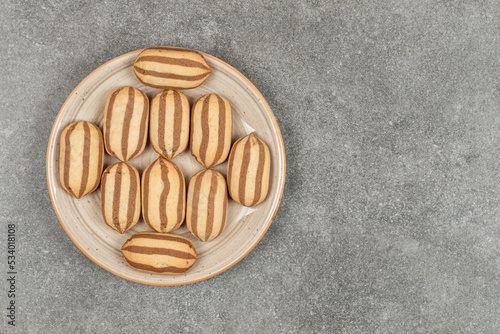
[227,133,271,207]
[59,121,104,199]
[100,162,141,234]
[141,157,186,233]
[186,169,228,242]
[103,87,149,161]
[133,47,212,90]
[150,90,190,160]
[121,232,196,275]
[190,94,232,168]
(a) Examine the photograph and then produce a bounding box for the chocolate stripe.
[100,166,109,225]
[172,90,183,157]
[122,246,196,259]
[133,67,209,81]
[124,259,193,274]
[238,137,252,204]
[142,163,153,230]
[112,163,123,230]
[190,170,206,238]
[226,139,238,192]
[130,233,193,246]
[212,95,226,167]
[63,122,78,195]
[135,55,210,70]
[172,163,185,230]
[205,171,218,239]
[189,99,195,155]
[159,159,170,231]
[158,91,168,157]
[78,122,91,198]
[220,185,228,236]
[121,87,135,160]
[251,138,266,206]
[125,164,138,231]
[90,125,103,192]
[104,89,121,159]
[129,92,148,160]
[199,95,211,166]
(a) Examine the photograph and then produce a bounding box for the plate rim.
[46,48,286,286]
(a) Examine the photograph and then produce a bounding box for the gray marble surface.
[2,0,500,333]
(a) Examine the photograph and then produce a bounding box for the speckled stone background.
[2,0,500,333]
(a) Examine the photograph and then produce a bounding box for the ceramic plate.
[46,49,286,285]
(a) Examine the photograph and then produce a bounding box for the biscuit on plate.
[59,121,104,199]
[103,86,149,161]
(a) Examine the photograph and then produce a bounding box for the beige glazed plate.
[46,49,286,285]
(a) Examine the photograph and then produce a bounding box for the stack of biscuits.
[59,47,271,275]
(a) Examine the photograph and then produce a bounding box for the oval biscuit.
[121,232,196,275]
[186,169,228,242]
[100,162,141,234]
[59,121,104,199]
[150,90,190,160]
[103,87,149,161]
[227,133,271,207]
[190,94,232,168]
[133,47,212,90]
[141,157,186,233]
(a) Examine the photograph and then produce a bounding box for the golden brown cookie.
[59,121,104,199]
[133,47,212,90]
[186,169,228,242]
[190,94,232,168]
[100,162,141,234]
[141,157,186,233]
[121,232,196,275]
[103,87,149,161]
[227,133,271,207]
[150,90,190,160]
